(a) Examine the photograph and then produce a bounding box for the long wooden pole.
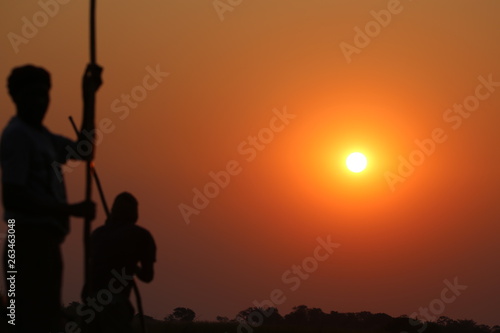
[84,0,97,295]
[90,0,96,65]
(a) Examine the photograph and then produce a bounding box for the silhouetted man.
[1,64,100,332]
[83,192,156,333]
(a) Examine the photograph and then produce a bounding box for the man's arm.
[136,260,155,283]
[1,129,95,219]
[3,182,95,219]
[77,64,103,161]
[136,230,156,283]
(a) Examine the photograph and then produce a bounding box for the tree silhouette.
[216,315,230,322]
[284,305,310,324]
[283,305,332,326]
[165,307,196,322]
[236,306,283,326]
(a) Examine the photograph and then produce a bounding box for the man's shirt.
[1,116,77,237]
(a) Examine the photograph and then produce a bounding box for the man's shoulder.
[129,224,154,239]
[124,225,156,249]
[1,117,32,153]
[1,116,62,143]
[90,224,117,240]
[91,224,153,239]
[2,117,28,138]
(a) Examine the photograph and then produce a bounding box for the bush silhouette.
[165,307,196,322]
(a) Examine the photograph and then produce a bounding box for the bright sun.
[346,152,367,173]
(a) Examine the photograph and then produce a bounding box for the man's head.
[110,192,139,225]
[7,65,51,126]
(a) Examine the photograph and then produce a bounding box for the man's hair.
[7,64,51,101]
[110,192,138,225]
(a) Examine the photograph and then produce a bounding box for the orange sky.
[1,0,499,326]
